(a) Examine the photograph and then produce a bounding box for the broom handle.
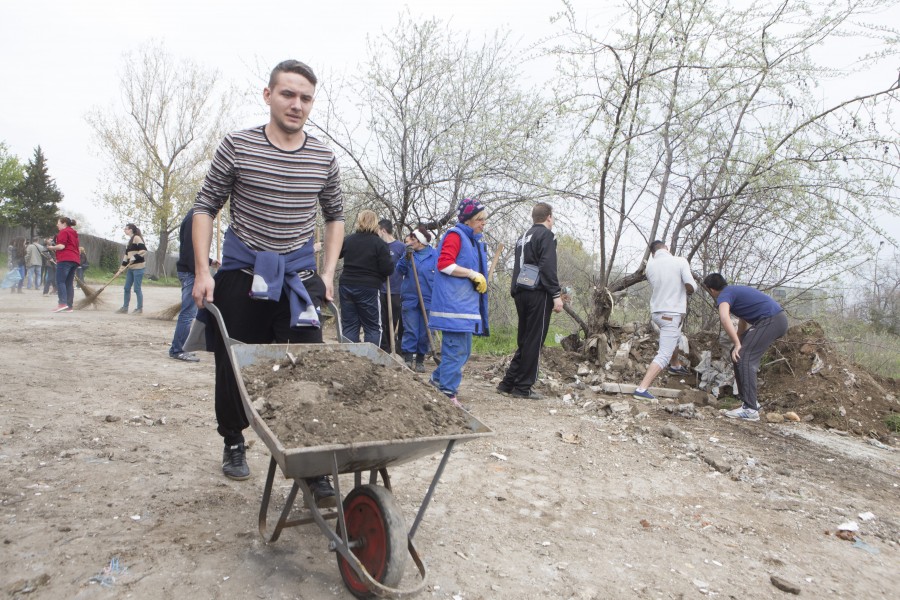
[96,267,127,293]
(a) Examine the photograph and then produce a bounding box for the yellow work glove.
[468,271,487,294]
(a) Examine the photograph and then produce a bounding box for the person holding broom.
[45,217,80,312]
[191,60,345,506]
[116,224,147,315]
[394,225,436,372]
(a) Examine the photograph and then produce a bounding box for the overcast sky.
[0,0,575,238]
[1,0,898,248]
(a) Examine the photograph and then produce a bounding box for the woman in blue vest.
[428,198,490,408]
[395,225,437,372]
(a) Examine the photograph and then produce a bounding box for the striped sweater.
[193,126,344,253]
[123,235,147,269]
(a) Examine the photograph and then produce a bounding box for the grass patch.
[885,413,900,434]
[473,326,517,355]
[716,396,742,410]
[83,270,180,287]
[472,324,571,356]
[820,323,900,379]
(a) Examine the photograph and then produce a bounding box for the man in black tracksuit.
[497,202,564,399]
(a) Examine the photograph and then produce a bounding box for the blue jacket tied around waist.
[220,229,320,328]
[184,229,321,353]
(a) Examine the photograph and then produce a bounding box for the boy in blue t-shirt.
[702,273,789,421]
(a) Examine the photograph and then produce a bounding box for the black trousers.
[211,270,325,445]
[733,311,789,410]
[500,290,553,393]
[379,292,403,353]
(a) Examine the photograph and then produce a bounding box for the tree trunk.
[587,267,648,334]
[155,227,169,279]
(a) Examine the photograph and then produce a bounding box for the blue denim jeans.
[169,271,197,356]
[26,266,41,289]
[56,261,78,307]
[43,264,56,294]
[429,330,472,397]
[339,285,382,344]
[123,268,144,310]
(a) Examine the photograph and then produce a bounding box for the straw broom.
[149,301,183,320]
[75,275,98,297]
[74,267,126,310]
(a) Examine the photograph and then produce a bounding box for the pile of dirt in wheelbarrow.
[241,348,472,448]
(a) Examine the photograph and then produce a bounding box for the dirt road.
[1,286,898,599]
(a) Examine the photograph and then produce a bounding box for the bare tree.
[311,12,555,242]
[549,0,900,337]
[87,42,236,276]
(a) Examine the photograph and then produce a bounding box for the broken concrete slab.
[601,383,683,398]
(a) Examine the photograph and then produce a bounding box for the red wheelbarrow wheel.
[336,484,408,598]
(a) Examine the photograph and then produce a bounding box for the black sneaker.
[222,443,250,480]
[511,389,544,400]
[495,384,512,396]
[305,476,337,508]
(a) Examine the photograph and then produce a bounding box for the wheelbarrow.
[206,302,493,598]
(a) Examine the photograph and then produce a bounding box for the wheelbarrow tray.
[229,341,493,480]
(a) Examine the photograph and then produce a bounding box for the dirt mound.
[761,321,899,440]
[537,322,898,441]
[241,348,471,448]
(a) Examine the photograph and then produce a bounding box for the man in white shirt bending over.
[632,240,697,400]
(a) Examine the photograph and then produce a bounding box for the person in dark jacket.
[169,209,219,362]
[338,210,395,344]
[378,219,406,353]
[497,202,564,399]
[76,246,89,286]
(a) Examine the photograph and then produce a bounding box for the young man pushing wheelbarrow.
[190,59,344,506]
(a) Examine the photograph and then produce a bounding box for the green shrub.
[885,413,900,434]
[100,242,120,272]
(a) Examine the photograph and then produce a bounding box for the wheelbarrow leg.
[259,456,302,543]
[409,439,456,541]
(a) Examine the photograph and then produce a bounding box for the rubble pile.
[530,320,899,441]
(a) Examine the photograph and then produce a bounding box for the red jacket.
[56,227,80,263]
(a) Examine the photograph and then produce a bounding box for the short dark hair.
[649,240,666,255]
[532,202,552,223]
[703,273,728,291]
[269,60,317,89]
[378,219,393,234]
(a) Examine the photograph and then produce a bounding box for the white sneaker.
[724,407,760,421]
